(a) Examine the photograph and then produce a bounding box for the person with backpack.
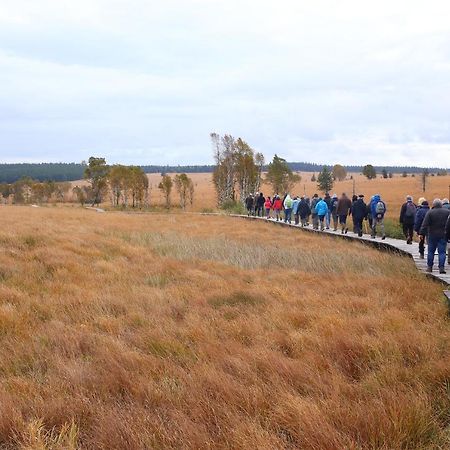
[292,196,301,225]
[283,194,293,224]
[255,192,265,217]
[351,194,367,237]
[315,197,328,231]
[298,196,311,227]
[336,193,352,234]
[245,194,254,216]
[399,195,417,244]
[310,194,320,230]
[419,198,450,274]
[264,196,272,219]
[272,195,282,221]
[414,198,429,259]
[330,194,338,231]
[370,194,386,239]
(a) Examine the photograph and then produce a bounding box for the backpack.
[404,202,416,219]
[375,201,385,216]
[285,198,292,208]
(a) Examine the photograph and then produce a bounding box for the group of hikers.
[245,192,450,274]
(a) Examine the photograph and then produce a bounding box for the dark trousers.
[255,206,263,217]
[354,218,364,235]
[419,235,425,255]
[402,223,414,241]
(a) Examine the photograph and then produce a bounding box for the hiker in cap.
[414,198,429,259]
[351,194,367,237]
[245,194,254,216]
[419,198,450,274]
[399,195,417,244]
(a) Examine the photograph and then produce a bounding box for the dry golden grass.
[0,206,449,449]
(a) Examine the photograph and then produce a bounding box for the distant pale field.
[145,172,450,216]
[0,206,448,448]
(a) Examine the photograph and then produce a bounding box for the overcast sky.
[1,0,449,166]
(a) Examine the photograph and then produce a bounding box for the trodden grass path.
[232,214,450,288]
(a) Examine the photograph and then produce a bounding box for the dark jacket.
[336,196,352,216]
[324,194,332,210]
[298,199,311,219]
[245,196,254,209]
[399,201,417,225]
[414,203,429,233]
[446,215,450,240]
[419,207,450,239]
[352,198,367,220]
[256,194,265,207]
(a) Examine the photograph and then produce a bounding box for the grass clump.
[208,291,263,308]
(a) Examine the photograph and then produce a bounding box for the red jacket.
[264,199,272,209]
[273,199,282,210]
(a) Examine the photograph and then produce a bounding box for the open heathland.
[0,206,449,449]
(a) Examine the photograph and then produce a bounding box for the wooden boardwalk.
[232,214,450,287]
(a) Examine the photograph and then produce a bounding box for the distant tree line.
[0,161,448,184]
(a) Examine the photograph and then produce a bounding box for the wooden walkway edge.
[231,214,450,287]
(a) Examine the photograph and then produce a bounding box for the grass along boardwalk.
[233,214,450,287]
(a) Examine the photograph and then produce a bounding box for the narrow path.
[232,214,450,287]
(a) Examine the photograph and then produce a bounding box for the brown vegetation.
[0,206,448,448]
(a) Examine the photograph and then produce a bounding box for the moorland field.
[0,206,448,449]
[143,172,450,215]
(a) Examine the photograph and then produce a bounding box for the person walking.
[264,196,272,219]
[351,194,367,237]
[399,195,417,244]
[245,194,254,216]
[292,196,301,225]
[255,192,265,217]
[272,195,282,221]
[283,194,293,223]
[442,198,450,210]
[310,194,320,230]
[298,196,311,227]
[414,198,429,259]
[323,192,332,229]
[315,197,328,231]
[370,194,386,240]
[330,194,338,231]
[351,194,358,233]
[419,198,450,274]
[336,193,352,234]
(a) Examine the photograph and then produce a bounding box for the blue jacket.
[414,204,430,233]
[315,199,328,216]
[370,195,386,218]
[292,199,300,214]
